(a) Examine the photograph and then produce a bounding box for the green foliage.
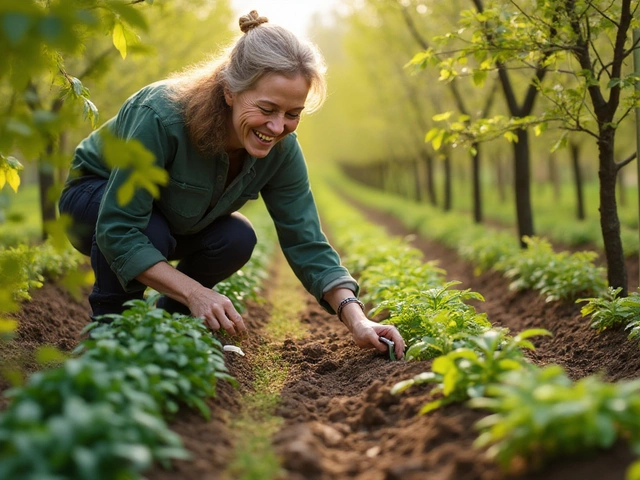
[359,256,445,307]
[497,236,606,302]
[0,0,151,162]
[579,287,640,348]
[0,238,88,304]
[0,155,22,193]
[470,365,640,472]
[376,283,491,360]
[0,358,188,479]
[77,301,235,419]
[101,129,168,206]
[392,328,551,412]
[458,231,520,275]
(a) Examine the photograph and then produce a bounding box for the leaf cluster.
[78,301,235,419]
[392,328,551,412]
[0,238,87,307]
[471,365,640,473]
[1,0,151,162]
[497,236,606,302]
[0,356,187,479]
[0,202,275,477]
[376,282,491,360]
[579,286,640,344]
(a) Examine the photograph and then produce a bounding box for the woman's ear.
[223,87,233,107]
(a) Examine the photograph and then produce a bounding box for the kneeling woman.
[59,11,404,359]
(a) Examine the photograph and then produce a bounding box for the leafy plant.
[578,287,635,331]
[470,365,640,472]
[497,236,605,302]
[392,328,551,412]
[376,282,490,358]
[0,358,189,479]
[358,255,444,307]
[77,300,236,419]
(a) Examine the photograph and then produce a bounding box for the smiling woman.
[58,9,406,359]
[224,73,309,158]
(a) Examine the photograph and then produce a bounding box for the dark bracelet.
[336,297,365,323]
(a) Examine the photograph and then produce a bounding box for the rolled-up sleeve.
[261,140,359,312]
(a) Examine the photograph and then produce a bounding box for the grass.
[225,248,307,480]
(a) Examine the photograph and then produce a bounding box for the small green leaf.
[35,345,67,365]
[432,111,453,122]
[503,131,518,143]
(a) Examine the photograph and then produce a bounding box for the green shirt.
[65,80,358,312]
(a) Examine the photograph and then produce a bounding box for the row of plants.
[313,175,640,478]
[1,239,88,340]
[329,170,607,303]
[579,287,640,347]
[446,178,639,252]
[0,202,277,479]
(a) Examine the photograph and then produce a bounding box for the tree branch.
[616,152,637,170]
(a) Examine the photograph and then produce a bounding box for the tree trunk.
[569,141,585,221]
[413,159,422,202]
[617,169,626,207]
[38,170,56,241]
[548,153,560,202]
[495,155,506,203]
[598,129,627,294]
[471,141,483,223]
[421,150,437,206]
[443,152,452,212]
[514,129,535,247]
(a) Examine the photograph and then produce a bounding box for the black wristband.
[336,297,365,323]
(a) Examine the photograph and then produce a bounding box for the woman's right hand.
[187,286,247,336]
[136,262,248,336]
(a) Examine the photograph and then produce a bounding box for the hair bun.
[239,10,268,33]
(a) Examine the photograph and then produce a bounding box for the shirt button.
[217,175,224,182]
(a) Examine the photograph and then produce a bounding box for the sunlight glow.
[229,0,342,40]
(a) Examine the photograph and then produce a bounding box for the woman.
[59,11,404,359]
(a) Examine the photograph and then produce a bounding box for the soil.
[3,201,640,480]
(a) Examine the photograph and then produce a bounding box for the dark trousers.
[58,177,257,317]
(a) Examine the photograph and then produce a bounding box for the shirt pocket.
[159,178,210,220]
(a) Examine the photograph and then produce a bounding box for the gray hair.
[168,11,327,155]
[223,12,327,112]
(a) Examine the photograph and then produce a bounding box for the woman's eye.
[286,112,301,119]
[258,106,273,114]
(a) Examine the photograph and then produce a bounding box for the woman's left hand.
[345,314,405,360]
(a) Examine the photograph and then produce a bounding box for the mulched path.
[3,200,640,479]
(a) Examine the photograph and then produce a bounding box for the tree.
[414,0,640,293]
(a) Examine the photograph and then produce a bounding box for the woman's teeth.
[254,130,275,142]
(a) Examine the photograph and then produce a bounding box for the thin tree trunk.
[421,150,437,206]
[548,153,560,202]
[443,152,452,211]
[39,141,56,241]
[413,159,422,202]
[570,141,586,220]
[496,155,506,203]
[471,141,482,223]
[514,129,535,247]
[617,169,626,207]
[598,129,627,294]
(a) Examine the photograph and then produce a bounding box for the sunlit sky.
[229,0,343,39]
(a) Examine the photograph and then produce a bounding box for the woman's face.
[224,73,310,158]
